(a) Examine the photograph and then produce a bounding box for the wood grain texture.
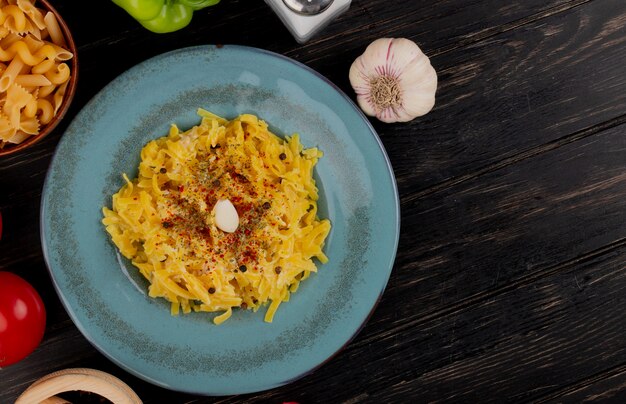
[2,0,626,403]
[219,245,626,403]
[538,365,626,403]
[361,122,626,342]
[392,0,626,197]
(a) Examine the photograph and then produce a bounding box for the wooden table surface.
[2,0,626,402]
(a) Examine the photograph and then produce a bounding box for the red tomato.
[0,271,46,367]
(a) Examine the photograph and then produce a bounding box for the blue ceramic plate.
[41,45,399,395]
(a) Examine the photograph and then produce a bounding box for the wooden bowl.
[0,0,78,157]
[15,368,142,404]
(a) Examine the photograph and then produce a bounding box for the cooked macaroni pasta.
[102,110,331,324]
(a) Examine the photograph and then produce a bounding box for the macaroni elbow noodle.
[44,61,68,84]
[102,110,332,324]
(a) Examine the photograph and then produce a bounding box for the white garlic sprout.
[349,38,437,123]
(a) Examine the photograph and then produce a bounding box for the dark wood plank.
[284,0,587,60]
[368,248,626,403]
[391,0,626,197]
[537,365,626,403]
[357,122,626,345]
[220,244,626,403]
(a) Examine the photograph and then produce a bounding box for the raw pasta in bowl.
[0,0,77,156]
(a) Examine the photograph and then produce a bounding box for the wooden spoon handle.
[16,368,142,404]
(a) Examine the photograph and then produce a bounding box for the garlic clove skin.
[398,54,437,119]
[349,60,378,117]
[214,199,239,233]
[349,38,437,123]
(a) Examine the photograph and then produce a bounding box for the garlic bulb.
[349,38,437,123]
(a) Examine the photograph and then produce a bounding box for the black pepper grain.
[212,179,220,188]
[263,202,271,210]
[279,153,287,160]
[160,167,167,174]
[239,265,247,273]
[275,266,282,274]
[237,173,249,183]
[162,221,172,228]
[208,287,216,294]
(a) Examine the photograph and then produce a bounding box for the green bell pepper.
[113,0,221,34]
